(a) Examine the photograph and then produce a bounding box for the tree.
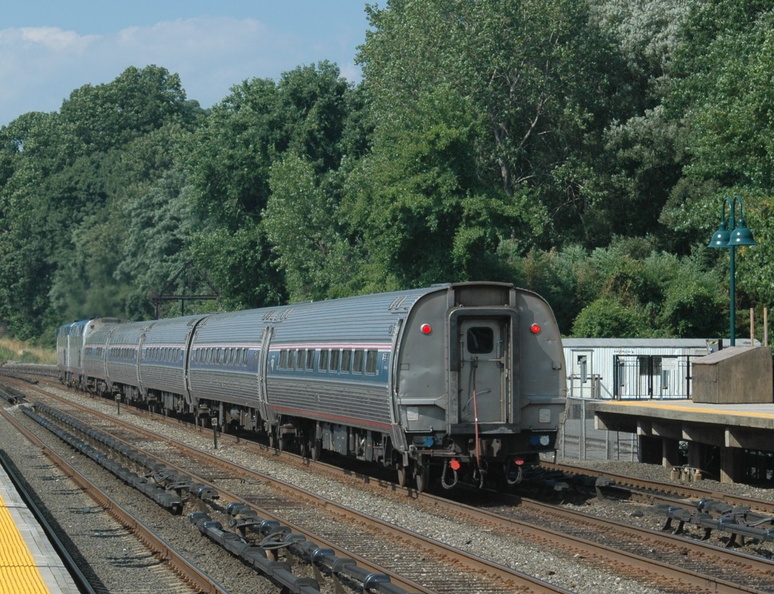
[264,154,363,301]
[186,63,356,306]
[59,65,201,154]
[0,67,204,337]
[358,0,634,249]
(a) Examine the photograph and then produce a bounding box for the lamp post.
[708,196,756,346]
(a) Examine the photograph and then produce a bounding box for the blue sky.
[0,1,372,126]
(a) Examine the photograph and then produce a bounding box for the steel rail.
[542,460,774,515]
[427,491,773,593]
[11,375,774,592]
[22,382,571,594]
[0,406,228,594]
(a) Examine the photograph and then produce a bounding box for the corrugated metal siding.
[189,311,264,404]
[83,325,114,380]
[56,321,84,372]
[139,315,206,395]
[188,287,441,423]
[269,288,432,344]
[261,289,433,426]
[106,322,148,388]
[266,377,392,428]
[189,368,257,405]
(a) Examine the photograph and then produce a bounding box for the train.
[56,282,566,492]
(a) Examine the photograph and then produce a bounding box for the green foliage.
[571,298,649,338]
[265,154,364,301]
[658,282,724,337]
[1,2,774,344]
[189,222,286,310]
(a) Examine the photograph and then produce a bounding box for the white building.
[562,338,758,400]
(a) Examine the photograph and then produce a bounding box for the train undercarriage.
[69,376,551,493]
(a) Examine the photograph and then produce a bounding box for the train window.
[306,350,315,370]
[353,350,364,374]
[297,349,305,369]
[279,350,288,369]
[288,349,296,369]
[329,349,339,372]
[319,350,328,371]
[365,350,378,374]
[341,349,352,373]
[467,327,494,354]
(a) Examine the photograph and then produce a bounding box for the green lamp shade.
[728,219,756,246]
[708,225,730,248]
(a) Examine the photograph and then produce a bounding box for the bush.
[0,339,55,364]
[571,298,649,338]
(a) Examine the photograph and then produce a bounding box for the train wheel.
[298,437,308,458]
[414,464,429,493]
[396,465,407,487]
[311,440,322,461]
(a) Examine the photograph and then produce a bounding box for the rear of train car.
[391,282,566,490]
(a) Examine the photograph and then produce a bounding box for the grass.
[0,338,56,365]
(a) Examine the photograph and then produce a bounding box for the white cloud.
[0,17,360,126]
[16,27,97,52]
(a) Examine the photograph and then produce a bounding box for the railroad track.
[8,373,774,593]
[11,378,566,594]
[542,460,774,516]
[0,405,224,594]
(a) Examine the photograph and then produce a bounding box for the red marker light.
[514,457,525,466]
[530,323,541,335]
[420,323,432,335]
[450,458,461,471]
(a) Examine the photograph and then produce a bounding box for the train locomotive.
[56,282,566,492]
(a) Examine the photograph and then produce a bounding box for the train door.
[459,319,508,424]
[256,326,273,422]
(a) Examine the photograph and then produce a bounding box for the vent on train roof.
[388,296,408,310]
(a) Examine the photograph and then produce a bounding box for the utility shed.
[563,338,731,400]
[692,346,773,404]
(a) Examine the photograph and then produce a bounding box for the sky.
[0,1,372,127]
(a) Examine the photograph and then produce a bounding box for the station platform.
[588,398,774,484]
[0,462,79,593]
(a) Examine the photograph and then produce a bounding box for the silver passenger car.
[58,282,566,492]
[138,315,207,411]
[57,318,121,388]
[104,321,151,398]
